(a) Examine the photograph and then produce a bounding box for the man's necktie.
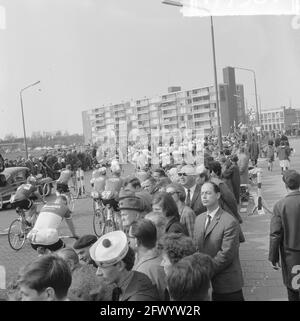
[112,287,122,301]
[186,189,191,207]
[205,214,211,231]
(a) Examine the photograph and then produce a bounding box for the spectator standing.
[152,168,171,194]
[124,177,152,213]
[166,183,196,237]
[230,155,241,204]
[152,192,188,235]
[248,138,260,166]
[166,253,213,301]
[141,177,157,195]
[269,170,300,301]
[193,182,244,301]
[131,219,167,301]
[18,255,72,301]
[208,161,243,226]
[160,233,196,276]
[221,157,234,194]
[73,234,98,268]
[178,165,206,216]
[118,194,145,244]
[266,140,275,171]
[90,231,159,301]
[277,140,290,172]
[56,247,112,301]
[238,147,249,185]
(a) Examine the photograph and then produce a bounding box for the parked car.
[0,167,53,210]
[0,167,30,209]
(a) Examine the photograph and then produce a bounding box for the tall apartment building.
[82,67,246,145]
[260,106,300,132]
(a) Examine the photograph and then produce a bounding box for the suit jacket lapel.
[204,208,222,239]
[191,184,201,208]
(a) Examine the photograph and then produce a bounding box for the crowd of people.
[0,147,97,180]
[2,129,299,302]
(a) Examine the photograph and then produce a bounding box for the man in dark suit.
[193,181,244,301]
[269,170,300,301]
[248,138,259,166]
[178,165,206,216]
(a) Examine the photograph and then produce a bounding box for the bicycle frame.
[16,208,27,225]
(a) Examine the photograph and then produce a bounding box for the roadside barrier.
[0,265,5,290]
[250,168,273,215]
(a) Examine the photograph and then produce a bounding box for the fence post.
[257,171,265,215]
[0,265,5,290]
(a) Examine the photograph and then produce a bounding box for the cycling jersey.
[57,169,72,185]
[14,184,37,201]
[105,177,123,197]
[93,176,106,193]
[33,202,72,231]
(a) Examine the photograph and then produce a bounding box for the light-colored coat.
[238,152,249,185]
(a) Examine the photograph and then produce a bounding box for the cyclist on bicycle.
[93,167,107,193]
[99,165,123,212]
[27,194,79,253]
[105,166,124,197]
[10,176,42,226]
[56,164,73,194]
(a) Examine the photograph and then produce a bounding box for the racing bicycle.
[7,204,40,251]
[91,191,122,237]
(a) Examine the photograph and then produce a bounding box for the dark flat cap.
[73,234,97,249]
[282,170,300,189]
[119,196,144,212]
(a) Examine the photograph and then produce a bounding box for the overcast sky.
[0,0,300,139]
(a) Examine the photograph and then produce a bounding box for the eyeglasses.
[178,173,187,177]
[167,191,177,196]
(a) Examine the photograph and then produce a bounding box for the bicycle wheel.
[43,183,52,197]
[41,183,48,202]
[103,218,117,235]
[92,199,97,215]
[93,209,105,237]
[8,219,27,251]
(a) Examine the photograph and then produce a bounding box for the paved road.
[240,137,300,301]
[0,139,299,300]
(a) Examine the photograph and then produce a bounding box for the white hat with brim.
[89,231,128,268]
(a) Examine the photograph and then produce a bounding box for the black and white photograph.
[1,0,300,306]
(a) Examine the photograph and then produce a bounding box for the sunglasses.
[178,173,188,177]
[167,191,178,196]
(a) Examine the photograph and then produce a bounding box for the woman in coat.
[238,147,249,185]
[152,192,188,236]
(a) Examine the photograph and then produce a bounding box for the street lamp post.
[20,80,41,159]
[210,15,223,151]
[147,99,152,167]
[162,0,223,151]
